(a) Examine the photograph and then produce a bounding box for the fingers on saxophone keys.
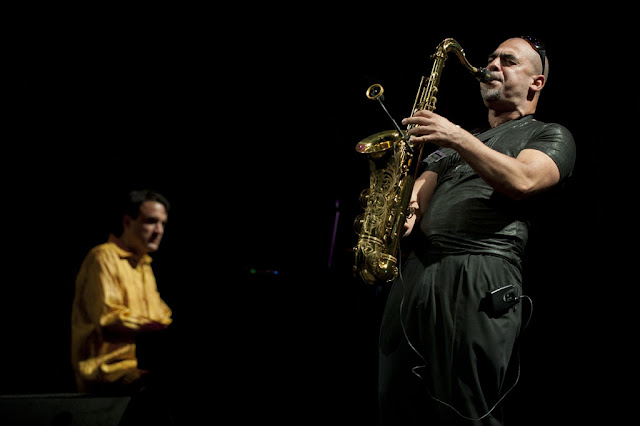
[403,114,431,143]
[402,114,430,127]
[403,110,431,122]
[405,124,426,138]
[408,135,429,144]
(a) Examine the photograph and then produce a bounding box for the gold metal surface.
[353,38,487,285]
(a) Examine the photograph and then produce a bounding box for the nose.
[154,222,165,235]
[487,57,501,72]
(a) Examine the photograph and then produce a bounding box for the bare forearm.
[404,171,438,236]
[451,131,540,199]
[404,111,560,200]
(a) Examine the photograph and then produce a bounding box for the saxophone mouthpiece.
[475,67,493,83]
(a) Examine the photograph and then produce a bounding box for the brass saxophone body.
[353,38,491,285]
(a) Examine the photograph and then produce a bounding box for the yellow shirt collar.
[107,234,153,265]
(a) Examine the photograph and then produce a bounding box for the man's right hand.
[403,204,418,237]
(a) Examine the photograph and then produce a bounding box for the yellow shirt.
[71,235,172,392]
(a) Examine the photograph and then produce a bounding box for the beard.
[480,85,502,103]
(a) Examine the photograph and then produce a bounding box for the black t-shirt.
[420,115,576,265]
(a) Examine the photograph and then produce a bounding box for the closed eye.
[488,53,520,67]
[501,54,519,66]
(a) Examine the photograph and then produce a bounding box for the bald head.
[481,38,548,123]
[506,37,548,80]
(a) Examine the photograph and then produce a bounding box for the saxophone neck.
[437,38,493,83]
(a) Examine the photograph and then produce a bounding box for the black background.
[4,7,632,425]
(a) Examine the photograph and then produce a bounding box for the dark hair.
[125,189,171,219]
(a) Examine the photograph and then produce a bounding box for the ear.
[531,74,545,93]
[122,214,132,230]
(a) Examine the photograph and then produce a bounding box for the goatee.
[481,87,502,103]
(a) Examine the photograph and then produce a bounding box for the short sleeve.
[525,123,576,181]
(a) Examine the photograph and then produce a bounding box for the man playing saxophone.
[378,37,576,425]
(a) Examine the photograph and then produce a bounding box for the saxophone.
[353,38,492,285]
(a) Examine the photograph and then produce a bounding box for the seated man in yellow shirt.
[71,190,173,394]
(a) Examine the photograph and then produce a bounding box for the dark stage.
[4,9,631,425]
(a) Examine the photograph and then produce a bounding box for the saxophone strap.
[422,149,448,165]
[474,114,535,142]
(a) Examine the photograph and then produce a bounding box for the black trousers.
[378,253,522,426]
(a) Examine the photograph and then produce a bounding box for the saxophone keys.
[359,189,370,208]
[353,214,364,234]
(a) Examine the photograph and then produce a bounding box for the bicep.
[516,148,561,194]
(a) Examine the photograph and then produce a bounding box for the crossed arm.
[81,256,172,336]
